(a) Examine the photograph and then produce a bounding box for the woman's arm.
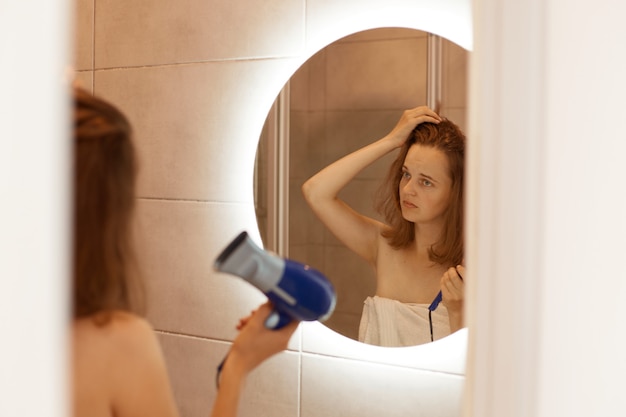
[302,106,441,264]
[211,302,298,417]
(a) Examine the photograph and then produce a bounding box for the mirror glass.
[255,27,468,345]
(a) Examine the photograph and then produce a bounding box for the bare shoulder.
[104,311,156,345]
[73,311,163,379]
[93,312,163,369]
[73,311,156,352]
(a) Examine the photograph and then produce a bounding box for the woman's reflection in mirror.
[302,106,465,347]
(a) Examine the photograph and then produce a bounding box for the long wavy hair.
[376,118,466,266]
[72,87,144,320]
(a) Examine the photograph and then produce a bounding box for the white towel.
[358,295,451,347]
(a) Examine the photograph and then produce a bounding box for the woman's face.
[398,144,452,226]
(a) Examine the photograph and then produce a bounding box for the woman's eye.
[421,179,433,187]
[401,171,410,179]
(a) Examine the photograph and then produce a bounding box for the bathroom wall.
[73,1,467,416]
[285,28,469,339]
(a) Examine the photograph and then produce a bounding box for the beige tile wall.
[74,1,466,416]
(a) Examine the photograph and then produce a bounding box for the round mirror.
[255,27,468,345]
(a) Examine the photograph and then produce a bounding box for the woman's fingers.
[407,106,442,123]
[228,302,299,373]
[442,267,464,299]
[395,106,441,135]
[235,307,261,330]
[455,264,466,280]
[386,105,442,148]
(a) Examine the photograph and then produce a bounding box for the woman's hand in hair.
[384,106,442,148]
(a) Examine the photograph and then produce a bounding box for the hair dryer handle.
[264,309,293,330]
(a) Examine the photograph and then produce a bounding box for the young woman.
[302,106,465,347]
[71,86,297,417]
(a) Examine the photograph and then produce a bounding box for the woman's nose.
[403,179,417,195]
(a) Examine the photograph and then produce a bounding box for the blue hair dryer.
[214,231,336,329]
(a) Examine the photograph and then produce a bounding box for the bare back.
[71,311,179,417]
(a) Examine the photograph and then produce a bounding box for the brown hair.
[72,87,144,320]
[376,118,465,266]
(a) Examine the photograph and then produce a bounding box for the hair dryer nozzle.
[214,231,336,329]
[214,231,284,293]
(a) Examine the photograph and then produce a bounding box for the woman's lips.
[402,200,417,208]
